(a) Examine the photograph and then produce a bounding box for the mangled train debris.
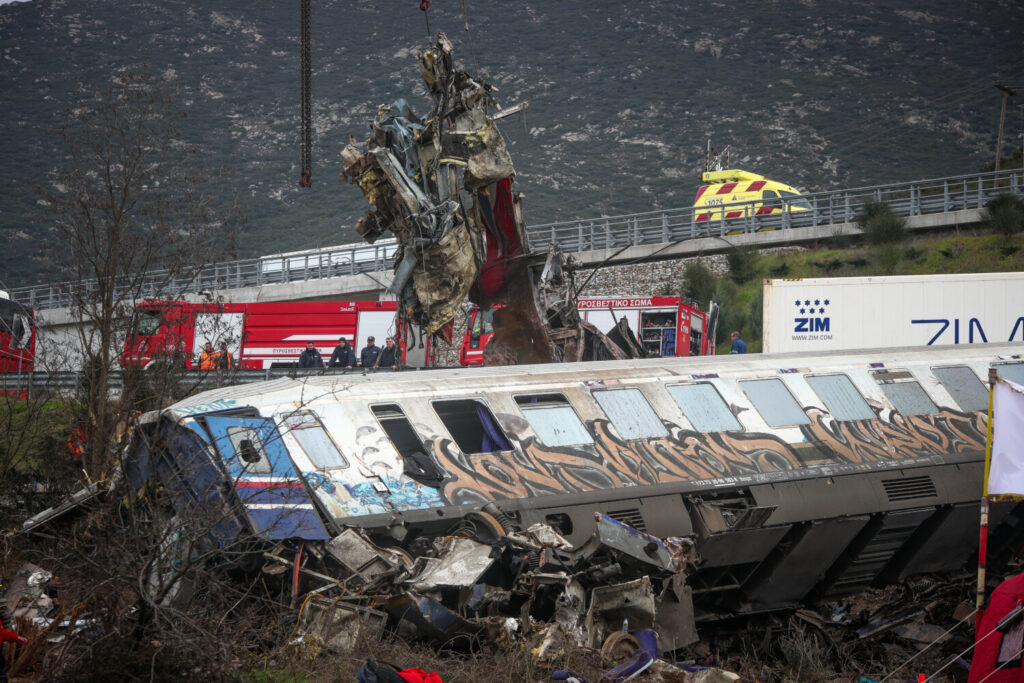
[23,342,1024,680]
[340,33,643,365]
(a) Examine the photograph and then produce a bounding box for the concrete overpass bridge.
[11,168,1022,370]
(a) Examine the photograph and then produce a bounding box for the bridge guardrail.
[0,367,416,398]
[9,168,1023,311]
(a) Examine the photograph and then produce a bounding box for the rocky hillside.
[1,0,1022,284]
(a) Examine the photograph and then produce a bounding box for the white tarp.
[987,377,1024,496]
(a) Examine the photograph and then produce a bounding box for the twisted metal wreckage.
[340,33,642,365]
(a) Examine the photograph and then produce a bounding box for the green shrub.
[726,245,760,284]
[985,193,1024,240]
[874,244,902,275]
[713,278,743,347]
[857,200,906,245]
[682,259,717,308]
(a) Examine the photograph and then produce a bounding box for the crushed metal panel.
[325,529,402,586]
[654,582,699,652]
[584,576,656,649]
[386,591,486,647]
[410,536,496,592]
[594,512,677,571]
[299,597,387,653]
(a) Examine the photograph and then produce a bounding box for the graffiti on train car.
[423,408,986,505]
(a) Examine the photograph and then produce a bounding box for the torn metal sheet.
[386,591,486,647]
[298,597,387,653]
[594,513,678,572]
[410,536,496,592]
[325,529,405,587]
[584,577,656,650]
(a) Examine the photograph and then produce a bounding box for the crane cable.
[420,0,431,41]
[299,0,312,187]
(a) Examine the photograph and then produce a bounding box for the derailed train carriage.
[120,343,1024,647]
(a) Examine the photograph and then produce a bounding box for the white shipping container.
[762,272,1024,353]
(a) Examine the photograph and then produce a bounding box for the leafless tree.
[41,71,241,478]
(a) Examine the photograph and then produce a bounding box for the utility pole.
[994,84,1015,185]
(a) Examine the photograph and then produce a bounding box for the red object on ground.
[0,620,26,644]
[398,669,442,683]
[968,573,1024,683]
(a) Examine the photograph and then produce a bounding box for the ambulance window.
[667,384,740,432]
[762,190,779,199]
[433,399,512,454]
[805,375,875,421]
[515,394,593,447]
[932,366,988,412]
[593,388,669,440]
[994,363,1024,387]
[779,190,813,210]
[873,371,937,417]
[225,426,273,474]
[739,378,810,427]
[135,309,162,335]
[284,411,348,469]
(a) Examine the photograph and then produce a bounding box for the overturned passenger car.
[98,343,1024,652]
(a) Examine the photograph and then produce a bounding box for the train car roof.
[166,342,1023,415]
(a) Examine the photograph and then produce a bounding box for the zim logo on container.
[793,298,830,333]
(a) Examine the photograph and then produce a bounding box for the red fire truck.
[121,300,432,369]
[460,296,716,366]
[0,295,34,373]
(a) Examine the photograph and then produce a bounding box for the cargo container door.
[203,416,328,541]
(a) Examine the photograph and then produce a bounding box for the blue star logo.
[804,299,811,306]
[800,308,806,314]
[819,307,825,314]
[814,299,820,306]
[824,299,830,306]
[794,300,800,306]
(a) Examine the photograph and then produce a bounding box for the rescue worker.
[376,337,398,370]
[198,341,216,370]
[0,618,28,682]
[730,331,747,354]
[215,342,234,369]
[328,336,356,369]
[298,341,323,368]
[359,336,380,368]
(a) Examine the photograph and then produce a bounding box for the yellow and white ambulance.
[693,169,812,224]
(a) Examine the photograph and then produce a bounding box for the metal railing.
[0,367,418,399]
[10,168,1023,311]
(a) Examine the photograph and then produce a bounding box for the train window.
[515,394,593,447]
[372,404,445,487]
[994,363,1024,387]
[432,399,512,454]
[283,411,348,469]
[933,366,988,412]
[667,383,740,432]
[225,426,273,474]
[739,378,810,427]
[873,371,937,416]
[592,388,668,440]
[805,374,875,421]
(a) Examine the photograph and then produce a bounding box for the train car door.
[203,416,328,540]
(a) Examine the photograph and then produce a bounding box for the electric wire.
[878,607,977,682]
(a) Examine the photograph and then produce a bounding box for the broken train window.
[592,388,668,440]
[514,393,593,447]
[431,399,512,455]
[805,374,875,422]
[872,370,937,417]
[225,426,273,474]
[739,378,811,428]
[372,404,446,487]
[666,383,741,432]
[932,365,988,412]
[283,411,348,470]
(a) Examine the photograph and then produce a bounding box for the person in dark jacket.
[298,341,323,368]
[376,337,398,369]
[359,336,380,368]
[328,337,356,369]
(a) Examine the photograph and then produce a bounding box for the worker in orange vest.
[215,342,234,369]
[198,342,216,370]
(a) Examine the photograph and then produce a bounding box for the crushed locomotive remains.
[340,33,642,365]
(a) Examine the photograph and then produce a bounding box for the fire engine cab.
[122,300,432,369]
[460,296,716,366]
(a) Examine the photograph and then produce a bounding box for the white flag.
[987,377,1024,496]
